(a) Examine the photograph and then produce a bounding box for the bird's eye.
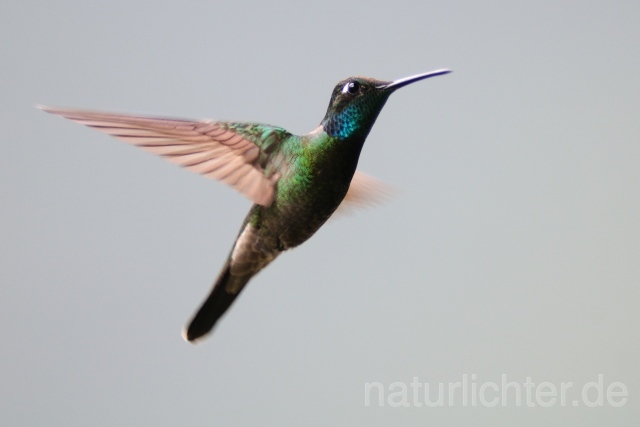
[342,81,360,94]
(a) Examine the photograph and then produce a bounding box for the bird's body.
[39,69,450,342]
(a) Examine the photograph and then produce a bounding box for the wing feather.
[38,106,291,206]
[335,171,395,214]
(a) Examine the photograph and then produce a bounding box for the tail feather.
[183,260,250,342]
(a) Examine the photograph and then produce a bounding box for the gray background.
[2,0,638,425]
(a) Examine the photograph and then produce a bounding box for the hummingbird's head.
[321,76,391,141]
[321,70,451,141]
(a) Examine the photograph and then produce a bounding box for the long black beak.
[380,69,451,91]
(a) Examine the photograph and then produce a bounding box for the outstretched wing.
[38,106,292,206]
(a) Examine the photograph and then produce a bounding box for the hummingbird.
[39,69,451,343]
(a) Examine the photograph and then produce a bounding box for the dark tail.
[183,260,250,343]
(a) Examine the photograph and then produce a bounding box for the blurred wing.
[335,171,395,215]
[38,106,292,206]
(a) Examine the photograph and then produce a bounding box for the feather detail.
[38,106,292,206]
[335,171,395,214]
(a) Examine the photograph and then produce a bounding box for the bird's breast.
[260,164,352,250]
